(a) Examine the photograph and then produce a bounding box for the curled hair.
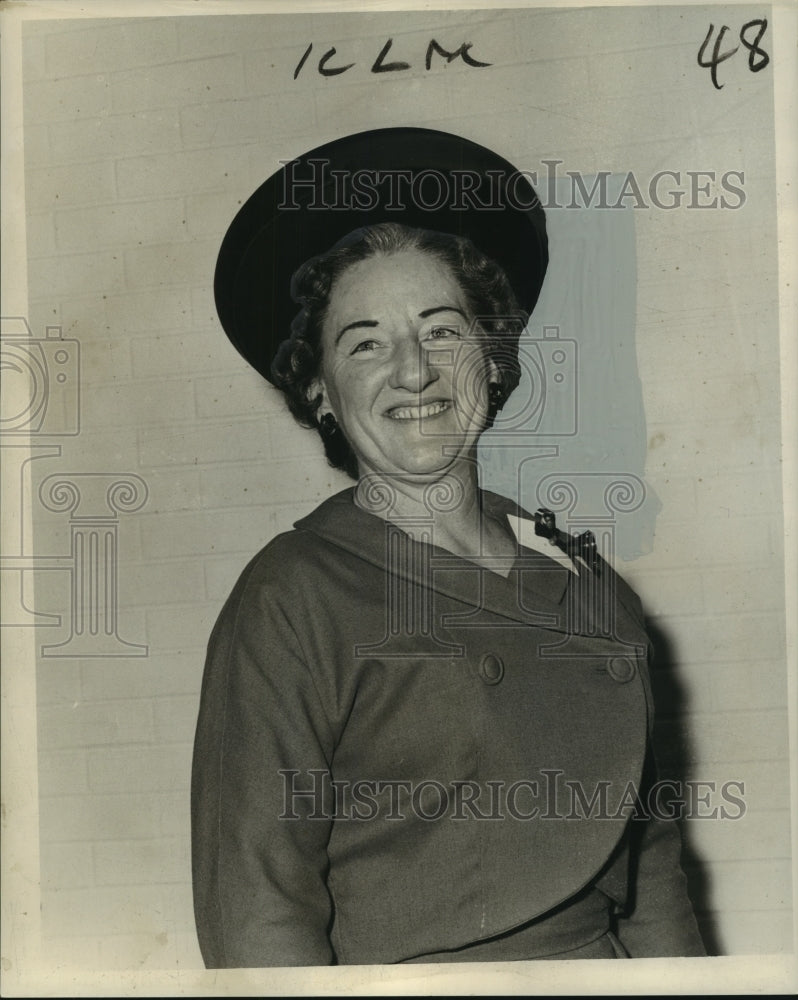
[271,222,528,480]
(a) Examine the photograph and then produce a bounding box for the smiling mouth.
[386,401,452,420]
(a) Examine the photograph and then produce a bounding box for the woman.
[192,129,705,967]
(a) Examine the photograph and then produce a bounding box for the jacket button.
[479,653,504,685]
[608,656,636,684]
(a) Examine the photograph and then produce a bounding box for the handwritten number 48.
[698,19,769,90]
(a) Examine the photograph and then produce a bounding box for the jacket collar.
[294,488,646,641]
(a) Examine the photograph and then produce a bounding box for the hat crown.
[214,127,548,383]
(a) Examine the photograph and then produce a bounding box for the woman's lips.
[385,400,452,420]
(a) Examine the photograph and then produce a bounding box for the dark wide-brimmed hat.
[214,127,548,384]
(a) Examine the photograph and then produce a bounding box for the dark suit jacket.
[191,488,705,966]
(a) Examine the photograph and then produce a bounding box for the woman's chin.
[358,444,480,482]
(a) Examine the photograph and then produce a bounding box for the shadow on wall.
[645,617,720,956]
[481,174,662,562]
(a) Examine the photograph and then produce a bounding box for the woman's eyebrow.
[335,319,378,345]
[418,306,468,320]
[335,307,467,344]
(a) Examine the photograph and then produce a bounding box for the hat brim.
[214,127,548,384]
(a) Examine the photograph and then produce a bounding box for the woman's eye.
[351,339,378,354]
[427,326,460,340]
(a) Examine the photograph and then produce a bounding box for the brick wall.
[16,6,790,970]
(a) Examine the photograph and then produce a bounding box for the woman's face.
[316,248,498,480]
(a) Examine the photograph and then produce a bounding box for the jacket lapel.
[294,488,643,641]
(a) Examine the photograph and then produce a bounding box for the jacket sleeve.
[191,552,338,967]
[594,569,706,957]
[613,750,707,957]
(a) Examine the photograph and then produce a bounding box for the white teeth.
[388,401,450,420]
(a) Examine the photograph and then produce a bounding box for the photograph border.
[1,0,796,995]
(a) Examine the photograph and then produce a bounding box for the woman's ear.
[307,377,329,416]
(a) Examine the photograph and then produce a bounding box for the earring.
[487,383,504,414]
[319,412,339,439]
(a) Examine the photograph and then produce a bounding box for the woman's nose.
[389,337,440,391]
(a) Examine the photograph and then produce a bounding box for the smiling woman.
[274,223,522,490]
[317,247,487,479]
[191,127,706,967]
